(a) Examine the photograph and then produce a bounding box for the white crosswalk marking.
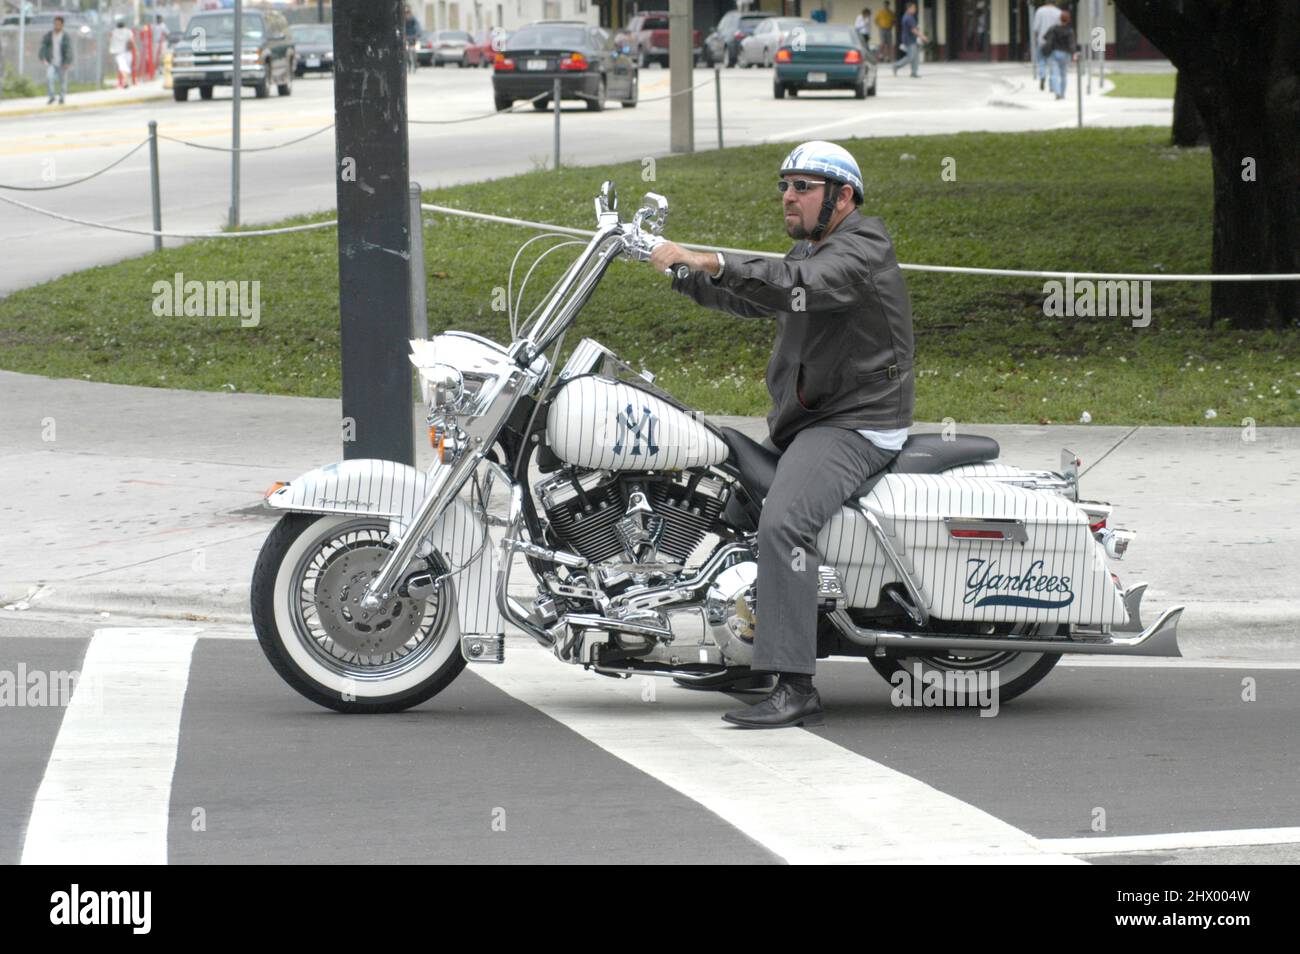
[20,627,201,865]
[472,638,1083,864]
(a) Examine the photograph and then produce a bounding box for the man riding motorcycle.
[648,140,917,729]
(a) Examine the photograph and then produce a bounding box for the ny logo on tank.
[612,403,659,456]
[963,558,1075,609]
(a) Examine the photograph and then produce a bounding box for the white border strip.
[1041,827,1300,855]
[20,627,201,865]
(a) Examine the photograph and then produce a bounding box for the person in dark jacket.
[39,16,74,105]
[1042,10,1078,99]
[649,140,916,728]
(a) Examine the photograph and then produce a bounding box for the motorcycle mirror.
[597,180,618,215]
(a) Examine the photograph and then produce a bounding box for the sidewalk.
[1,370,1295,657]
[0,77,168,118]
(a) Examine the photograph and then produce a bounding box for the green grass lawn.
[0,126,1296,426]
[1105,72,1176,98]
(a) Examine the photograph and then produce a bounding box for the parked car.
[622,11,701,68]
[290,23,333,75]
[703,10,773,68]
[466,28,509,67]
[739,17,806,68]
[418,29,474,66]
[492,21,637,112]
[170,8,295,101]
[2,11,93,35]
[773,22,877,99]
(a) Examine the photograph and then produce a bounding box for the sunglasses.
[777,178,830,195]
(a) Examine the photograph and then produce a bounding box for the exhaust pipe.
[827,605,1184,658]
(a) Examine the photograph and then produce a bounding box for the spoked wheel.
[251,513,465,712]
[867,622,1062,705]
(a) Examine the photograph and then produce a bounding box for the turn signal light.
[774,48,792,63]
[429,425,446,461]
[559,51,588,70]
[494,52,515,70]
[844,49,863,64]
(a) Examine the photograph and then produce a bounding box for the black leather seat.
[719,427,1000,505]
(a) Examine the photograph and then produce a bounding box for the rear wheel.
[277,67,292,96]
[854,75,867,98]
[494,93,512,111]
[173,86,190,101]
[532,98,550,110]
[773,80,785,99]
[866,622,1063,705]
[620,71,638,108]
[251,513,465,713]
[587,76,606,111]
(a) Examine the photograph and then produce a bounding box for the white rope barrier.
[420,204,1300,283]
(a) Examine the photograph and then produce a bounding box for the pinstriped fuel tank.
[546,375,730,471]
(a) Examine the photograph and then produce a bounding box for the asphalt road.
[0,62,1171,295]
[2,610,1296,864]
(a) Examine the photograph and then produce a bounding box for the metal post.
[229,0,243,228]
[18,5,26,77]
[668,0,693,154]
[552,77,561,170]
[408,181,428,340]
[147,120,162,252]
[1084,0,1092,94]
[714,64,723,149]
[1075,49,1083,127]
[332,0,415,465]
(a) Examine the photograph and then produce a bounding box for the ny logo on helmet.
[613,403,659,456]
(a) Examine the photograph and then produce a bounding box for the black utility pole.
[331,1,414,465]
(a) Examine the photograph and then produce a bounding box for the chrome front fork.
[359,448,488,610]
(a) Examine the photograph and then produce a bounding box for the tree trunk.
[1115,1,1299,328]
[1171,72,1207,147]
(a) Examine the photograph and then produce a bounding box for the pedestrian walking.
[1042,10,1078,99]
[892,1,927,78]
[39,15,73,105]
[1031,0,1062,91]
[854,8,872,47]
[875,1,895,59]
[110,18,137,89]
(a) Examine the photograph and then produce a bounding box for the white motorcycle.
[250,182,1184,712]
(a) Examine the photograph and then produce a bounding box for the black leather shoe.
[722,683,825,729]
[673,669,776,693]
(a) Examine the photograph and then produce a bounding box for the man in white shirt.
[110,18,136,88]
[1031,1,1063,91]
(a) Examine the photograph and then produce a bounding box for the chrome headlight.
[410,332,512,417]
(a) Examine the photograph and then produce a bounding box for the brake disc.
[313,545,429,657]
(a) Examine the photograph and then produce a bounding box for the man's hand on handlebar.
[648,242,721,280]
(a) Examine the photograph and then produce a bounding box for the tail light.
[559,51,587,70]
[494,51,514,70]
[844,49,863,64]
[775,47,792,62]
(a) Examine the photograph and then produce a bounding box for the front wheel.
[867,623,1063,705]
[250,513,465,713]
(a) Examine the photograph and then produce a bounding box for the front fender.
[265,458,502,637]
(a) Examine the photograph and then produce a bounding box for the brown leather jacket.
[671,208,916,450]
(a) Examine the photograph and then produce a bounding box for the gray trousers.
[751,425,898,675]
